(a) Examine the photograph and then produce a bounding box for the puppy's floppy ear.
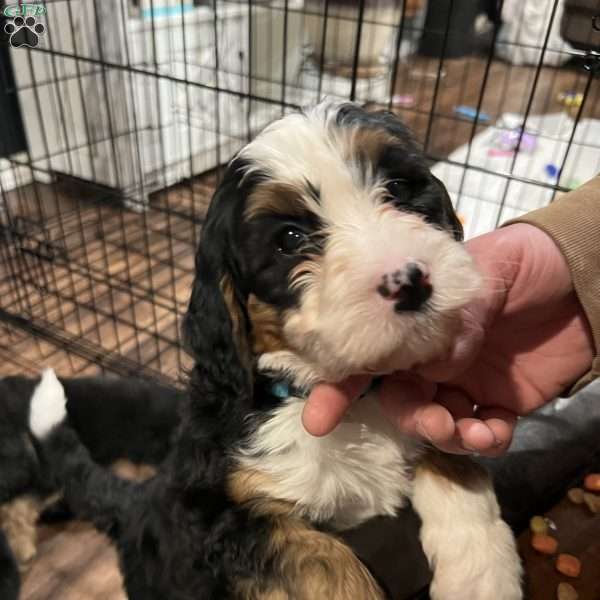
[431,174,464,242]
[176,165,258,491]
[182,163,253,397]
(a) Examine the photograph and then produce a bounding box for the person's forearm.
[504,175,600,392]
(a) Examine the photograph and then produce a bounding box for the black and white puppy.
[0,374,183,600]
[30,102,522,600]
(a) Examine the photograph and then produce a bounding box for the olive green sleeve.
[503,175,600,394]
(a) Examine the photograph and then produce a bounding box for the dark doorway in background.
[0,7,27,159]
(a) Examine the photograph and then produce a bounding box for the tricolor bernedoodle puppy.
[0,374,182,600]
[30,102,522,599]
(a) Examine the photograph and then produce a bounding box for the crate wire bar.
[0,0,599,386]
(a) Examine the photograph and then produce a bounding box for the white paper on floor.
[432,112,600,239]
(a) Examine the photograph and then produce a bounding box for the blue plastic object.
[544,164,559,179]
[142,4,194,19]
[454,105,491,122]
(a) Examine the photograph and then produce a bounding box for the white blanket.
[432,112,600,238]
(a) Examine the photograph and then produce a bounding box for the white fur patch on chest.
[236,393,420,530]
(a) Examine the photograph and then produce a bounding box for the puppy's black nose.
[377,263,433,312]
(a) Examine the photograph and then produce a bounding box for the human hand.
[302,224,595,456]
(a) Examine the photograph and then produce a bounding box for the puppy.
[0,374,183,599]
[30,102,522,600]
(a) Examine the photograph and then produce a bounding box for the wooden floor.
[0,54,599,599]
[0,176,210,384]
[20,522,126,600]
[390,54,600,160]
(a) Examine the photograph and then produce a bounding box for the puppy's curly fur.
[30,103,522,600]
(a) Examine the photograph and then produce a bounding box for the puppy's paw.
[429,519,522,600]
[29,368,67,440]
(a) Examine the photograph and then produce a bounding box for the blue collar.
[267,377,378,401]
[268,379,310,400]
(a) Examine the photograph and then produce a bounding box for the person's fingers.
[435,387,474,420]
[427,436,472,455]
[475,406,518,456]
[455,418,497,453]
[379,377,458,447]
[302,375,371,436]
[383,396,472,455]
[409,387,474,454]
[453,408,517,456]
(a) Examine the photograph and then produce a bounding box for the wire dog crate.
[0,0,599,386]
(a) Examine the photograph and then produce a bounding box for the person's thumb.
[302,375,372,436]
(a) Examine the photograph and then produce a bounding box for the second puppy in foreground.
[31,102,522,599]
[0,373,183,600]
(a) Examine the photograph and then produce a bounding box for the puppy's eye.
[386,179,410,205]
[277,227,307,255]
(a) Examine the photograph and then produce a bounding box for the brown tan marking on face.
[248,295,287,355]
[344,127,398,172]
[244,181,313,221]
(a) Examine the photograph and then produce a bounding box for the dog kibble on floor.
[555,554,581,579]
[531,533,558,555]
[567,488,585,505]
[519,489,600,599]
[557,582,579,600]
[583,493,600,514]
[530,516,549,535]
[583,474,600,493]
